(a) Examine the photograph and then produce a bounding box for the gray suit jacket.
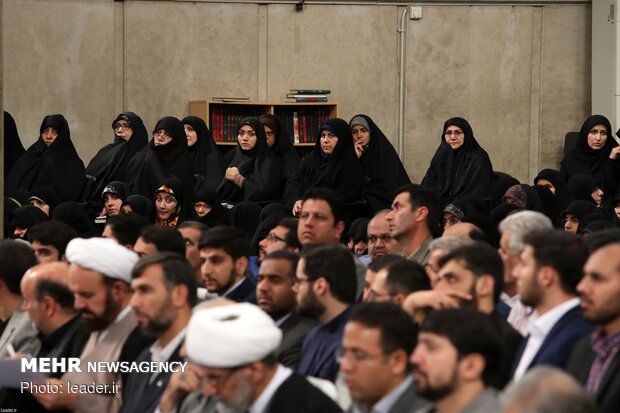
[0,306,40,358]
[347,378,428,413]
[278,313,318,370]
[415,388,500,413]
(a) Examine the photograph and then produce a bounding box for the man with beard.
[340,302,428,413]
[567,230,620,413]
[295,245,357,382]
[257,250,316,369]
[386,185,440,266]
[33,237,152,413]
[366,210,401,261]
[120,252,197,413]
[510,230,593,380]
[185,302,342,413]
[410,309,502,413]
[403,243,521,388]
[199,226,256,303]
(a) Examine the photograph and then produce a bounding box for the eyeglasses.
[264,233,286,243]
[113,122,131,131]
[335,348,384,364]
[154,130,172,139]
[368,234,393,244]
[444,130,464,137]
[201,365,244,388]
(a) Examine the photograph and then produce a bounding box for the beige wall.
[3,1,590,184]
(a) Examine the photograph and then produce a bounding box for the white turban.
[65,237,138,283]
[186,303,283,368]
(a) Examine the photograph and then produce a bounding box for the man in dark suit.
[511,230,593,380]
[340,302,428,413]
[257,249,316,369]
[185,302,342,413]
[120,252,197,413]
[567,230,620,413]
[199,225,256,303]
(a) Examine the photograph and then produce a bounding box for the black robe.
[5,114,85,202]
[217,117,282,204]
[421,117,494,207]
[283,118,364,206]
[534,168,570,226]
[3,111,25,178]
[126,116,194,209]
[82,112,148,202]
[259,114,300,185]
[182,116,225,191]
[350,114,411,213]
[560,115,620,206]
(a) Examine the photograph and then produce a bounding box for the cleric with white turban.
[65,237,139,282]
[186,303,282,367]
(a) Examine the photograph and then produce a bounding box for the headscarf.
[27,186,59,215]
[421,117,494,206]
[259,114,300,183]
[10,205,49,233]
[193,189,229,227]
[122,194,155,222]
[3,111,25,177]
[562,200,598,222]
[217,117,282,203]
[283,118,364,205]
[561,115,616,179]
[534,168,570,219]
[349,114,411,213]
[126,116,194,207]
[567,174,598,204]
[5,114,86,202]
[182,116,225,191]
[154,177,185,228]
[82,112,148,202]
[52,201,99,237]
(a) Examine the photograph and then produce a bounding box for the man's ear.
[415,206,429,223]
[313,277,328,297]
[459,353,486,382]
[235,256,249,277]
[475,275,495,300]
[335,221,345,241]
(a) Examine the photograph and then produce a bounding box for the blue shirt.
[296,306,351,382]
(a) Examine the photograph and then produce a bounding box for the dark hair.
[302,187,346,226]
[199,225,250,260]
[349,302,417,360]
[35,279,75,311]
[302,245,357,304]
[523,230,587,294]
[0,240,37,294]
[438,243,504,304]
[27,220,78,257]
[278,217,301,250]
[583,228,620,254]
[105,214,149,246]
[420,308,502,386]
[140,225,186,255]
[368,254,403,273]
[394,184,441,236]
[178,221,209,233]
[385,260,432,295]
[131,252,198,307]
[262,250,299,280]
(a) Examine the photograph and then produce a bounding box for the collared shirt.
[586,327,620,395]
[149,328,186,384]
[408,236,433,267]
[275,312,292,328]
[507,298,534,336]
[250,364,292,413]
[353,375,413,413]
[513,297,580,380]
[96,304,132,343]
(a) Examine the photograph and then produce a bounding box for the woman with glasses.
[6,114,86,203]
[349,114,410,214]
[81,112,148,203]
[127,116,194,210]
[182,115,225,192]
[421,117,494,207]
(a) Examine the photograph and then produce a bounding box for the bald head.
[21,262,75,334]
[442,222,481,238]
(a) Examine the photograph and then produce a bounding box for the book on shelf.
[211,97,250,102]
[289,89,331,94]
[285,97,328,103]
[286,93,328,99]
[293,112,300,144]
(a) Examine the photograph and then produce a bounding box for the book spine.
[293,112,300,144]
[290,89,331,94]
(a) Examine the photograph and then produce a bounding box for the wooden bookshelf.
[188,101,338,146]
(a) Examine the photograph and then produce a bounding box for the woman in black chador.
[3,111,25,178]
[421,117,494,207]
[259,114,300,186]
[6,114,85,202]
[217,117,282,204]
[127,116,194,209]
[349,114,411,214]
[182,115,225,192]
[284,118,364,215]
[82,112,148,202]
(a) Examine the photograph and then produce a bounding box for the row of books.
[285,89,331,103]
[274,107,332,144]
[208,105,331,144]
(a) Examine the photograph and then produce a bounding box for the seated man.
[26,220,78,263]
